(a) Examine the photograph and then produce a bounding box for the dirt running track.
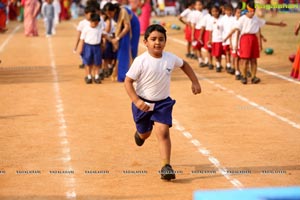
[0,13,300,200]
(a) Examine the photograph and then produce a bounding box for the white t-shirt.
[80,23,103,45]
[231,16,239,50]
[207,16,223,43]
[220,15,234,45]
[180,8,193,23]
[235,15,266,35]
[126,51,184,101]
[200,13,212,29]
[190,10,207,30]
[77,19,90,32]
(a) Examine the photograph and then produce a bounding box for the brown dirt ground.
[0,12,300,200]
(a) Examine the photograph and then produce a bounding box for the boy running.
[124,24,201,180]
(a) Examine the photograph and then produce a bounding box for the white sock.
[216,62,221,68]
[226,63,231,68]
[235,71,240,75]
[204,57,209,64]
[108,64,112,69]
[95,74,99,79]
[198,57,203,63]
[87,74,92,79]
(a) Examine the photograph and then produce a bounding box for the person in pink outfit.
[22,0,41,36]
[137,0,151,35]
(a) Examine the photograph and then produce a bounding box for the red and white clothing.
[220,14,234,51]
[230,16,240,57]
[235,15,265,59]
[207,16,223,57]
[190,9,208,49]
[180,8,194,42]
[200,13,212,51]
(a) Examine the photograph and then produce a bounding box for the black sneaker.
[251,77,261,84]
[94,77,101,84]
[235,74,242,80]
[134,131,144,146]
[85,77,92,84]
[160,164,176,181]
[241,76,247,84]
[199,62,208,68]
[227,68,235,75]
[208,64,214,70]
[99,73,105,80]
[186,53,192,58]
[79,64,85,69]
[216,66,222,73]
[108,68,114,76]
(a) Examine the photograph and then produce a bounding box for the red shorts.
[185,25,192,42]
[223,45,230,53]
[239,34,260,59]
[211,42,223,57]
[203,30,211,51]
[192,29,203,50]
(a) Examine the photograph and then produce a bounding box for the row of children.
[179,0,286,84]
[74,0,140,84]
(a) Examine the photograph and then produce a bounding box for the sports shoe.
[79,64,85,69]
[160,164,176,181]
[208,64,214,70]
[85,77,92,84]
[227,68,235,75]
[235,74,242,80]
[241,76,247,84]
[216,66,222,73]
[134,131,144,146]
[199,62,208,68]
[94,77,101,84]
[251,77,261,84]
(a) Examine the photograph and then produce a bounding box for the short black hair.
[90,13,100,22]
[144,24,167,41]
[84,6,96,14]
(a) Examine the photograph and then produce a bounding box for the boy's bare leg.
[154,122,171,166]
[250,58,257,78]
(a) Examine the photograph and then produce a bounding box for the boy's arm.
[124,76,151,112]
[180,60,201,95]
[77,39,84,55]
[223,28,238,43]
[265,21,286,27]
[74,31,81,52]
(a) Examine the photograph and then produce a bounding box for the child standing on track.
[124,24,201,181]
[74,6,95,69]
[220,4,234,74]
[191,0,207,67]
[78,13,105,84]
[42,0,55,37]
[207,5,223,73]
[224,1,286,84]
[178,0,195,59]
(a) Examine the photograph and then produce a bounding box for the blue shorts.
[131,97,176,134]
[81,43,102,66]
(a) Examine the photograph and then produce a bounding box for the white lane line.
[258,67,300,85]
[200,75,300,129]
[47,37,77,199]
[173,119,244,189]
[169,36,300,85]
[0,25,21,52]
